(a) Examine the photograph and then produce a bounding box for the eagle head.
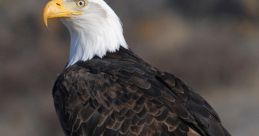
[43,0,127,66]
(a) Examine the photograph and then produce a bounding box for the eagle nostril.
[56,3,61,6]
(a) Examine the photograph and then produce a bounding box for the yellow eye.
[76,0,86,8]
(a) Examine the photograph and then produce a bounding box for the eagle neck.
[63,14,128,67]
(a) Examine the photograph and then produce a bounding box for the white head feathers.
[62,0,127,66]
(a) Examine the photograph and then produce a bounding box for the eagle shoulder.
[52,59,188,136]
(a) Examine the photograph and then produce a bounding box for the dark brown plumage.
[53,47,230,136]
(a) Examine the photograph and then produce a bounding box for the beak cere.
[43,0,82,27]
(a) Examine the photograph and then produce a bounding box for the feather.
[53,48,230,136]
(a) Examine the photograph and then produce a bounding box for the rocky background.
[0,0,258,135]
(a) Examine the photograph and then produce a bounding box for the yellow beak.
[43,0,82,27]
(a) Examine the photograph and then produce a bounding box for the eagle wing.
[53,58,230,136]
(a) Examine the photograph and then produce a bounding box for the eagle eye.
[76,0,86,8]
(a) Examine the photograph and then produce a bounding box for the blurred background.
[0,0,258,135]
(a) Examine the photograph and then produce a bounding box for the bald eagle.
[43,0,230,136]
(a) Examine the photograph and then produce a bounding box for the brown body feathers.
[53,48,230,136]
